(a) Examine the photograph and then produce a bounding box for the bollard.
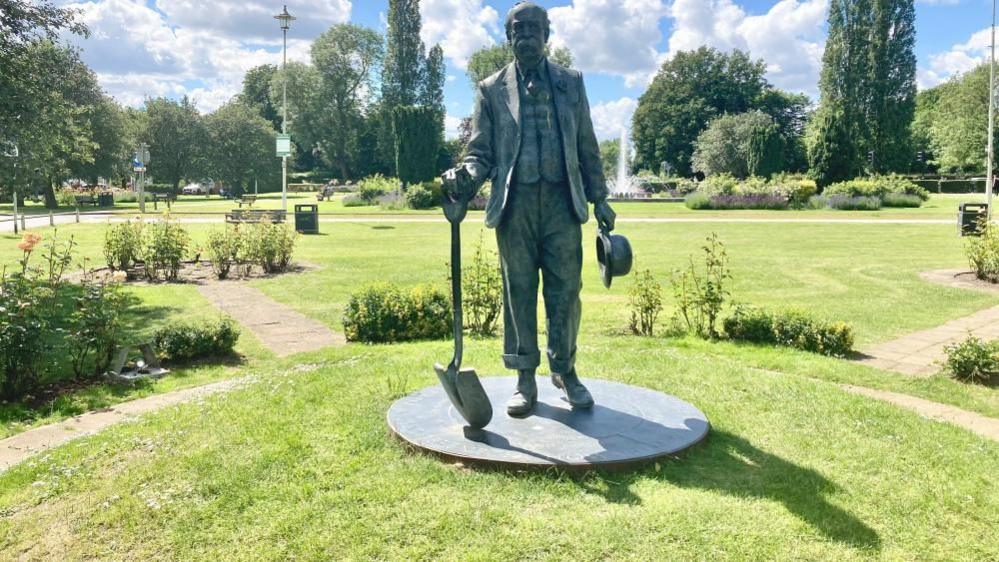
[76,208,80,223]
[20,213,26,231]
[49,210,54,227]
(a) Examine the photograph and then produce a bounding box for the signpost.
[134,142,150,213]
[2,141,18,233]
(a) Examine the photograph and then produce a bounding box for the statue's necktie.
[525,70,541,98]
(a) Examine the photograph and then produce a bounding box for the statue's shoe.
[550,372,594,409]
[506,388,537,417]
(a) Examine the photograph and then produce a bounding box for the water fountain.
[608,128,644,199]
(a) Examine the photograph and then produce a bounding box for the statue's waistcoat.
[515,68,567,185]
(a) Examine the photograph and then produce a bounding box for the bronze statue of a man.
[443,1,616,417]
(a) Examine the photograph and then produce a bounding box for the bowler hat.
[596,227,633,288]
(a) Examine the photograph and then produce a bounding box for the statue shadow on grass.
[466,401,879,550]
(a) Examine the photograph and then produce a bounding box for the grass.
[0,209,998,558]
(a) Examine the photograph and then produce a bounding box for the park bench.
[237,195,257,208]
[75,194,98,207]
[225,209,286,224]
[151,192,177,210]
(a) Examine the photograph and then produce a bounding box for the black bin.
[97,191,114,207]
[295,204,319,234]
[958,202,988,236]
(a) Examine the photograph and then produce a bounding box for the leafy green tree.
[632,47,769,176]
[422,44,446,126]
[239,64,281,130]
[599,139,621,180]
[692,111,781,179]
[393,106,440,187]
[815,0,916,175]
[73,95,128,185]
[808,107,860,187]
[142,97,206,190]
[204,102,279,194]
[757,89,810,172]
[465,44,574,87]
[382,0,425,110]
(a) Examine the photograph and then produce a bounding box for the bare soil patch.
[920,269,999,294]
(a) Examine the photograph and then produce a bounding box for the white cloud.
[445,114,463,140]
[65,0,316,113]
[920,27,992,88]
[589,97,638,141]
[666,0,828,96]
[153,0,351,42]
[549,0,670,87]
[421,0,500,69]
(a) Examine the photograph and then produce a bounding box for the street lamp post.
[988,0,996,221]
[275,5,296,213]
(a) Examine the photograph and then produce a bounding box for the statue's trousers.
[495,178,582,374]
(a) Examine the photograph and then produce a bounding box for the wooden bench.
[225,209,286,224]
[237,195,257,208]
[151,192,177,210]
[74,195,98,207]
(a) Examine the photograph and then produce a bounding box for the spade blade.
[434,363,492,429]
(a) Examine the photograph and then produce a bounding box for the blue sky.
[61,0,995,140]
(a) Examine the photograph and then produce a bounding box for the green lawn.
[1,209,998,559]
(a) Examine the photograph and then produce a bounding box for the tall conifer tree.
[382,0,425,111]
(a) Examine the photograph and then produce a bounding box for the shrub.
[343,283,451,343]
[205,226,242,279]
[806,195,829,210]
[140,218,189,281]
[377,192,408,211]
[699,173,739,196]
[358,174,398,202]
[0,272,50,399]
[55,188,78,207]
[881,193,923,208]
[68,276,132,377]
[114,191,138,203]
[826,195,882,211]
[673,177,699,195]
[723,306,854,356]
[628,269,663,336]
[966,219,999,282]
[769,173,817,205]
[873,174,929,201]
[461,232,502,336]
[246,222,297,274]
[684,192,712,210]
[153,319,240,362]
[943,335,999,384]
[670,234,730,338]
[406,182,439,209]
[104,220,145,273]
[733,176,769,196]
[342,194,370,207]
[709,194,788,210]
[824,179,881,198]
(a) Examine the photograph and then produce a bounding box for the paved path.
[841,384,999,442]
[1,213,955,233]
[196,283,345,357]
[0,377,251,473]
[856,305,999,377]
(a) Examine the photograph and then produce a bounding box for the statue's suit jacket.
[463,60,608,229]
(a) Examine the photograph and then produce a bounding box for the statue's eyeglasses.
[512,20,543,35]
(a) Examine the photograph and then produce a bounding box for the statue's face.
[509,10,547,65]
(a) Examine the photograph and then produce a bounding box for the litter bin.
[958,202,988,236]
[295,204,319,234]
[97,191,114,207]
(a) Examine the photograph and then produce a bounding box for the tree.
[422,44,446,127]
[393,106,440,187]
[814,0,916,176]
[204,102,279,194]
[73,95,128,185]
[757,89,810,172]
[142,97,206,190]
[239,64,281,130]
[808,107,860,187]
[917,64,994,173]
[382,0,425,110]
[632,47,769,176]
[599,139,621,180]
[275,24,383,180]
[466,44,574,87]
[692,111,781,179]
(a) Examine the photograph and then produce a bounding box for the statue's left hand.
[594,200,616,231]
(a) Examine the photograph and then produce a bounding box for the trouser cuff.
[503,352,541,370]
[548,353,576,375]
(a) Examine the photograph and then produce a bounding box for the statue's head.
[505,2,549,66]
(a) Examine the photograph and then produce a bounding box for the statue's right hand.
[441,166,473,201]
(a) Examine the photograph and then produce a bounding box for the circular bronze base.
[388,376,709,471]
